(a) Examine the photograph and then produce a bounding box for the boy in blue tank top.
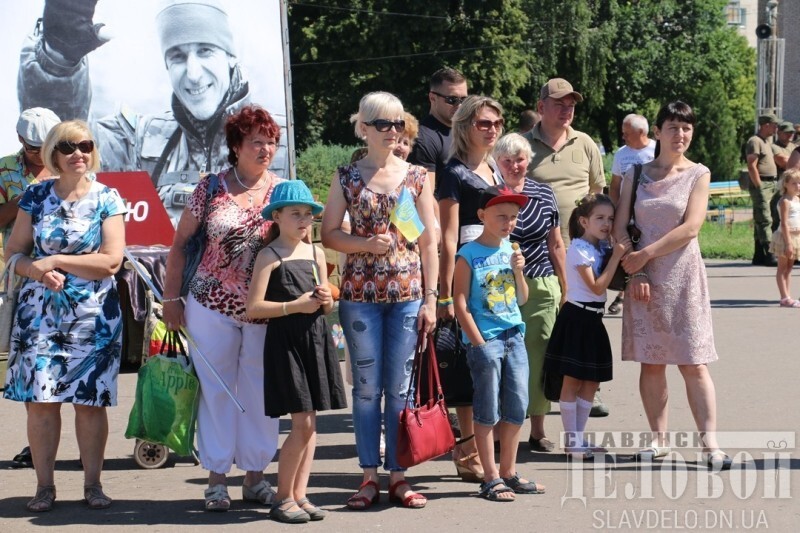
[453,185,545,502]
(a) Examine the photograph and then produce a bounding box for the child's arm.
[779,198,794,258]
[313,245,334,315]
[511,246,529,306]
[453,256,484,346]
[580,242,632,295]
[246,248,321,319]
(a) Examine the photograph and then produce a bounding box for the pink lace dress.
[621,163,718,365]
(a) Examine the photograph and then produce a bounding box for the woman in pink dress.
[614,101,731,469]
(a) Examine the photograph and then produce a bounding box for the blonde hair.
[448,95,503,163]
[42,120,100,174]
[493,133,532,161]
[349,92,404,140]
[780,167,800,195]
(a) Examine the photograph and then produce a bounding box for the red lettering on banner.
[97,171,175,246]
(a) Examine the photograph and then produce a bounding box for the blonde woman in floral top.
[322,92,438,510]
[162,105,284,512]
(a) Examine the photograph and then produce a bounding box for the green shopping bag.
[125,328,199,456]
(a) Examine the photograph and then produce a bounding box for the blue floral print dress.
[3,178,126,406]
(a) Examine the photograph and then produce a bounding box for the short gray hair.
[350,92,404,140]
[493,133,532,161]
[623,113,648,134]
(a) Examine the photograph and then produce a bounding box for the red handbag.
[396,332,456,468]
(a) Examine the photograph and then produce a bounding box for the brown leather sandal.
[84,483,112,510]
[27,485,56,512]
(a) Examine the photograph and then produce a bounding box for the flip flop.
[779,298,800,308]
[634,446,671,461]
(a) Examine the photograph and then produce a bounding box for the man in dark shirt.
[408,67,468,193]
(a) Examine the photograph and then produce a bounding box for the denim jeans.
[339,299,421,471]
[466,327,529,426]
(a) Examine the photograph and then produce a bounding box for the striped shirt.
[509,178,560,279]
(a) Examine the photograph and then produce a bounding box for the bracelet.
[631,272,649,279]
[162,297,182,303]
[282,302,288,316]
[437,297,453,307]
[425,288,439,297]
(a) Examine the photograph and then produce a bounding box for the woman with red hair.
[162,104,284,511]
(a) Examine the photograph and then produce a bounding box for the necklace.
[233,167,268,205]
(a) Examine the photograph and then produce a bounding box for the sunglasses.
[364,119,406,133]
[431,91,467,106]
[54,140,95,155]
[21,141,41,154]
[473,119,505,131]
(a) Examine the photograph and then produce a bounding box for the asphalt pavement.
[1,260,798,532]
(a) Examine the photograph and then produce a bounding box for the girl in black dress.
[247,180,347,523]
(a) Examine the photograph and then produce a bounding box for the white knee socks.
[560,400,578,449]
[576,397,593,447]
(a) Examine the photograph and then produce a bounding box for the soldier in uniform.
[17,0,260,224]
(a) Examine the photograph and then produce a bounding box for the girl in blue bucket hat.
[246,179,347,523]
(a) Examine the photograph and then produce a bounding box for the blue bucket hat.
[262,180,324,221]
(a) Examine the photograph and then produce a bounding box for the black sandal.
[12,446,33,469]
[478,478,515,502]
[503,474,545,494]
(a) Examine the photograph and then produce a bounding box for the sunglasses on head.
[364,119,406,133]
[21,141,41,154]
[473,119,505,131]
[54,140,95,155]
[431,91,467,106]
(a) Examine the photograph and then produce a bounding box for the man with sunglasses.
[409,67,468,192]
[522,78,608,419]
[0,108,61,251]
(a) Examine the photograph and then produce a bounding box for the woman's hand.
[621,248,650,274]
[629,277,651,303]
[41,270,66,292]
[295,291,322,314]
[162,300,186,331]
[365,234,392,255]
[313,284,333,307]
[28,256,58,282]
[417,301,436,333]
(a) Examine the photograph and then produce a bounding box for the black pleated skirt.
[544,301,613,383]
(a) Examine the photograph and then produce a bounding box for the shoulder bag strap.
[199,174,219,227]
[630,164,642,226]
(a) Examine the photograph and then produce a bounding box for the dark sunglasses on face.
[431,91,467,106]
[22,141,41,154]
[364,119,406,133]
[54,140,95,155]
[473,119,505,131]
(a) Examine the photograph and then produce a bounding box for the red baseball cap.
[479,185,528,210]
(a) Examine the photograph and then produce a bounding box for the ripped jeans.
[339,299,421,471]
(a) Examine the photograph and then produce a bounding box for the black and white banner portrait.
[2,0,289,224]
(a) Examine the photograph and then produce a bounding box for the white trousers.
[185,295,279,473]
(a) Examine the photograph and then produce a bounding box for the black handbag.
[419,319,473,406]
[180,174,219,296]
[604,164,643,292]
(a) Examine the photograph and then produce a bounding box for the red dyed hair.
[225,105,281,165]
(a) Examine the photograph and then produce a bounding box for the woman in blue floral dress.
[3,120,126,512]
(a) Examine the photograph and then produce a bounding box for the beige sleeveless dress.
[621,163,718,365]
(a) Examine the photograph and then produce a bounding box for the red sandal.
[346,480,379,510]
[389,480,426,509]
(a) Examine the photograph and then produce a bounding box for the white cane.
[123,248,245,413]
